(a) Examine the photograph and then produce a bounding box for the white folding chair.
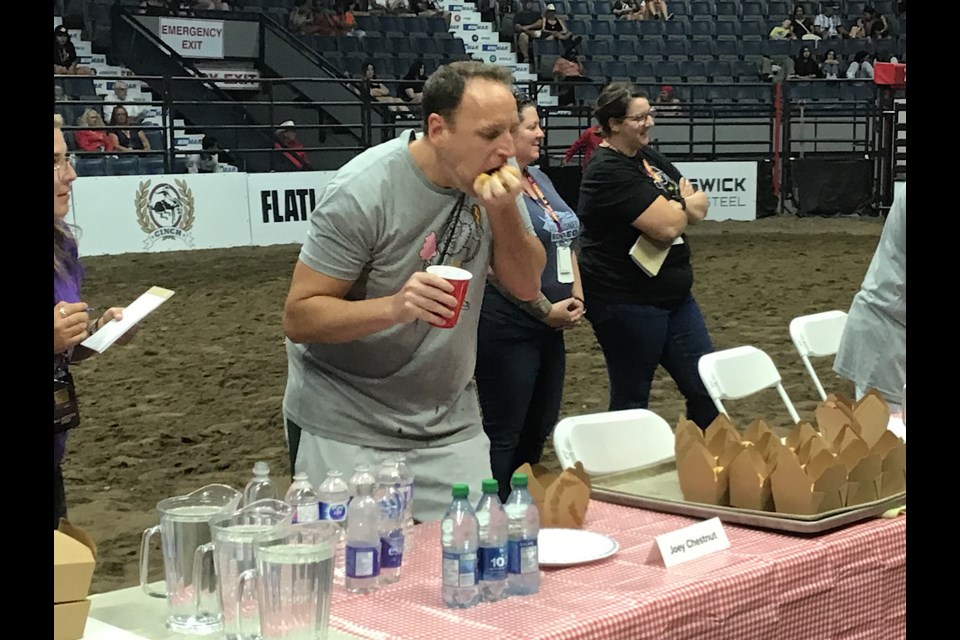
[698,346,801,424]
[789,310,848,401]
[552,409,675,476]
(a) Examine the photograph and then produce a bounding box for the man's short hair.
[114,81,128,91]
[421,61,513,131]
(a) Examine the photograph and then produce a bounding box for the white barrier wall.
[674,161,758,222]
[69,162,758,257]
[71,172,336,257]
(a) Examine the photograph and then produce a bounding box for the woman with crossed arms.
[576,82,718,429]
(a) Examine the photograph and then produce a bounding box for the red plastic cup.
[426,265,473,329]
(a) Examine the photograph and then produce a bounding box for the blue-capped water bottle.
[505,473,540,596]
[375,459,405,584]
[441,484,481,609]
[476,478,509,602]
[345,476,380,594]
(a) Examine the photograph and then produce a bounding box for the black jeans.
[54,465,66,529]
[475,314,566,502]
[286,418,302,481]
[586,293,719,429]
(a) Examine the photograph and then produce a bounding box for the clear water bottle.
[475,478,509,602]
[375,460,405,584]
[505,473,540,596]
[345,477,380,594]
[242,460,277,506]
[318,469,350,585]
[441,484,481,609]
[393,453,416,551]
[284,472,320,523]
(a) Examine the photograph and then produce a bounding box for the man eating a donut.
[282,61,546,521]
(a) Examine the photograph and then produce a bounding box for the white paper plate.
[537,528,619,567]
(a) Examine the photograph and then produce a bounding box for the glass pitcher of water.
[194,499,292,640]
[139,484,242,634]
[237,520,339,640]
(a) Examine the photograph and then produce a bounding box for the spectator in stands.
[274,121,314,171]
[541,4,571,40]
[386,0,414,14]
[187,135,224,173]
[821,48,841,79]
[789,5,817,40]
[813,4,843,39]
[612,0,638,19]
[75,109,115,153]
[876,48,900,64]
[552,40,590,106]
[107,106,151,154]
[514,0,545,64]
[769,18,798,40]
[849,7,884,39]
[654,85,683,114]
[104,81,147,124]
[642,0,670,21]
[846,50,874,79]
[361,61,411,114]
[479,0,498,25]
[399,61,428,104]
[790,45,823,78]
[289,0,316,34]
[563,124,602,168]
[54,25,93,76]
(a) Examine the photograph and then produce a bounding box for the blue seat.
[140,155,165,175]
[379,15,402,32]
[706,84,734,103]
[362,36,386,55]
[637,38,665,60]
[663,39,689,60]
[670,0,692,17]
[846,2,867,18]
[688,39,714,60]
[426,17,448,33]
[656,62,681,81]
[705,60,733,79]
[173,157,188,174]
[602,60,629,80]
[682,61,708,82]
[355,14,378,31]
[690,1,716,17]
[632,61,656,79]
[387,37,413,55]
[767,39,796,60]
[767,1,791,19]
[741,18,768,39]
[715,20,741,38]
[713,40,741,61]
[735,84,771,103]
[638,20,663,37]
[534,39,563,58]
[742,1,765,18]
[570,1,590,15]
[144,129,164,151]
[689,21,715,38]
[416,39,440,55]
[75,156,106,177]
[567,20,588,35]
[613,20,638,37]
[106,155,140,176]
[716,1,740,16]
[732,60,760,81]
[594,1,613,16]
[588,39,613,58]
[590,20,612,36]
[740,39,769,59]
[584,60,604,78]
[339,37,362,53]
[614,39,637,58]
[848,81,876,102]
[663,19,689,38]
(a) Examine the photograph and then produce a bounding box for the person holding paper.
[576,82,719,428]
[474,91,583,501]
[833,183,906,411]
[54,113,133,529]
[282,62,546,522]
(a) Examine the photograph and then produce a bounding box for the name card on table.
[649,517,730,568]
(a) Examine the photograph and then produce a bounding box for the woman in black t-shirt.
[576,82,719,428]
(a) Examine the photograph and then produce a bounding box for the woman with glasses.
[54,114,134,528]
[576,82,718,429]
[474,91,583,500]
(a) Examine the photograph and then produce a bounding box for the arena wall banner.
[158,17,225,59]
[673,161,758,222]
[247,172,338,247]
[72,173,251,257]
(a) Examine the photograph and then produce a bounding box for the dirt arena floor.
[64,213,885,594]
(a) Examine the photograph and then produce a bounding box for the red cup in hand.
[426,265,473,329]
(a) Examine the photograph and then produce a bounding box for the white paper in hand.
[81,286,174,354]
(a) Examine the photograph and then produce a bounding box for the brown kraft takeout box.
[514,462,592,528]
[675,390,905,515]
[54,519,97,640]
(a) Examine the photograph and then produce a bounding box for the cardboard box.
[674,390,906,515]
[54,520,97,640]
[514,462,592,529]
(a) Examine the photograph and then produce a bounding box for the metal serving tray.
[590,461,907,535]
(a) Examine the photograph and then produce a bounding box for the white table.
[85,585,358,640]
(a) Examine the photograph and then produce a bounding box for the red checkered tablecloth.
[327,501,906,640]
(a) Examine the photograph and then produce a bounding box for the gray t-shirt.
[834,182,906,403]
[284,130,534,448]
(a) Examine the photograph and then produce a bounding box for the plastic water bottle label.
[380,531,405,569]
[442,551,477,587]
[479,546,507,581]
[508,539,538,575]
[292,504,319,524]
[320,501,348,521]
[346,545,380,578]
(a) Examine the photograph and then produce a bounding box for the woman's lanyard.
[524,173,564,235]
